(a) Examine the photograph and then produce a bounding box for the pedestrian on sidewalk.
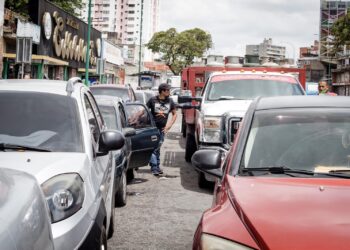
[146,83,177,176]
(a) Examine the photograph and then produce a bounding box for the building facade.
[246,38,286,64]
[2,0,105,82]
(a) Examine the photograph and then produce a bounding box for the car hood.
[0,153,89,184]
[202,99,251,116]
[228,177,350,249]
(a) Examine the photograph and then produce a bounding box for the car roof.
[94,95,123,104]
[0,79,70,96]
[255,96,350,111]
[209,71,296,78]
[90,84,130,89]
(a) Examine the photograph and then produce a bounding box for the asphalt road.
[109,113,213,249]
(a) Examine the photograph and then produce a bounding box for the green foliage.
[331,12,350,55]
[146,28,213,75]
[5,0,84,16]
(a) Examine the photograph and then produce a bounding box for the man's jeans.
[149,130,164,173]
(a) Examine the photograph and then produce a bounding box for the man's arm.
[164,109,177,133]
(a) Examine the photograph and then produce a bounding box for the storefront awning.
[3,53,69,66]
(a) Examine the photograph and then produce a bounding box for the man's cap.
[158,83,171,92]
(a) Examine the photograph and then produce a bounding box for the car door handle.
[151,135,158,141]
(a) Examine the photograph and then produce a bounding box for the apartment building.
[246,38,286,64]
[79,0,159,63]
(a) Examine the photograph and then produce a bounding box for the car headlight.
[41,173,84,223]
[202,116,222,143]
[201,234,254,250]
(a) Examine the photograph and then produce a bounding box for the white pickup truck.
[179,70,306,187]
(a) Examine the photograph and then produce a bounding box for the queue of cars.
[0,78,161,250]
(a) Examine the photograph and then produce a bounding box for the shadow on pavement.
[127,177,148,185]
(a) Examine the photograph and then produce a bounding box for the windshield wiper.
[242,166,350,178]
[0,143,51,152]
[242,166,315,176]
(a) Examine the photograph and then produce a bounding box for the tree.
[5,0,84,16]
[331,12,350,55]
[146,28,213,75]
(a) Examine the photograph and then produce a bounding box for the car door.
[83,92,114,217]
[122,102,160,169]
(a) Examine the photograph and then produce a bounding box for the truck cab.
[179,69,306,187]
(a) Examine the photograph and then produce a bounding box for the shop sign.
[102,39,124,66]
[50,11,97,65]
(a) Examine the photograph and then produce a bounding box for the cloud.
[159,0,320,57]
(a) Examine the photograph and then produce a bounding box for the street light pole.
[85,0,92,86]
[138,0,144,87]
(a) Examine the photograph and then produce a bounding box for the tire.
[181,117,187,137]
[198,172,210,189]
[99,225,107,250]
[126,169,134,183]
[115,171,127,207]
[185,133,196,162]
[107,206,115,239]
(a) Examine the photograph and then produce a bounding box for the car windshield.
[99,105,118,130]
[240,108,350,176]
[207,74,304,101]
[91,87,130,102]
[0,92,83,152]
[135,92,145,103]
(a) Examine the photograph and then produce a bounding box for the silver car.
[0,168,54,250]
[0,78,125,249]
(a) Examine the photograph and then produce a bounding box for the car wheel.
[126,169,134,183]
[99,225,107,250]
[185,133,196,162]
[107,205,115,239]
[198,172,211,188]
[115,170,127,207]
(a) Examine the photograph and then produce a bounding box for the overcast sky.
[159,0,320,59]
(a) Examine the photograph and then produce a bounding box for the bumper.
[52,197,103,250]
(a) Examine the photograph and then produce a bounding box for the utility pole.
[138,0,144,87]
[85,0,92,86]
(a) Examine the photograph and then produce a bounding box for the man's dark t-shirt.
[147,96,175,129]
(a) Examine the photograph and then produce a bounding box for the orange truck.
[178,66,306,187]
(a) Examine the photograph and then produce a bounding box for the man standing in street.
[146,83,177,176]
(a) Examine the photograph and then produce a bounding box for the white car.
[0,78,125,249]
[0,168,54,250]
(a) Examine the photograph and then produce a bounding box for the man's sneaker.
[158,169,164,175]
[152,171,159,176]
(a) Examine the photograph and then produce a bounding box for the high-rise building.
[79,0,159,62]
[320,0,350,59]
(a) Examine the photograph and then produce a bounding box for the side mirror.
[191,149,223,178]
[97,130,125,156]
[177,103,200,110]
[178,95,202,104]
[123,127,136,137]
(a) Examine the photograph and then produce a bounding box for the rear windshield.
[99,105,119,130]
[206,74,304,101]
[0,92,83,152]
[91,87,130,102]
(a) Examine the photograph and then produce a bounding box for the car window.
[91,87,131,102]
[83,95,100,143]
[99,105,119,130]
[118,105,127,128]
[86,92,104,130]
[0,92,83,152]
[206,75,304,101]
[125,104,152,129]
[240,108,350,173]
